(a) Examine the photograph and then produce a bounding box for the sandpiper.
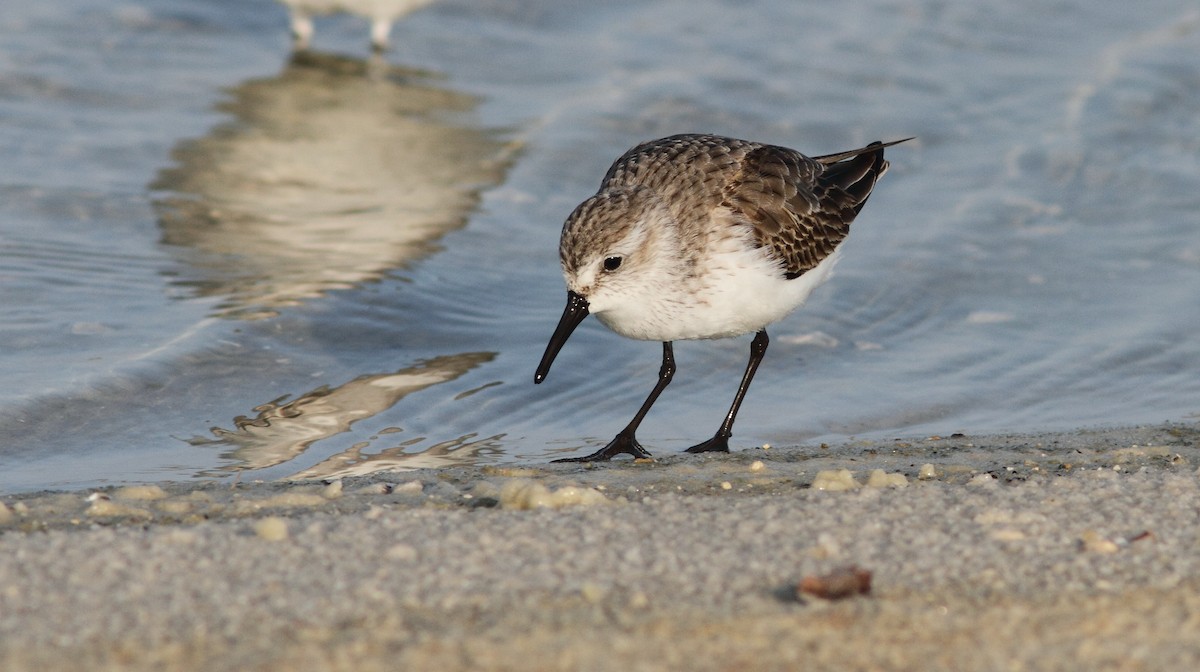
[534,133,910,462]
[278,0,437,51]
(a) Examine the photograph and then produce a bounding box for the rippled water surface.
[2,0,1198,492]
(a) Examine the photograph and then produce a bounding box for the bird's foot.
[684,434,731,454]
[552,431,653,463]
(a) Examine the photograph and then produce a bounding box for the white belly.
[594,248,842,342]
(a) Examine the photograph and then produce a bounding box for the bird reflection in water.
[194,352,500,479]
[153,50,517,320]
[157,50,517,477]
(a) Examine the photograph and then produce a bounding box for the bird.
[533,133,910,462]
[277,0,437,52]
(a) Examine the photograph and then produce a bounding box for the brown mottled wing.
[601,135,898,278]
[721,145,856,279]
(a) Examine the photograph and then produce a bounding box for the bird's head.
[534,187,675,384]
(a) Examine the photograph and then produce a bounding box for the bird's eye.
[603,256,623,272]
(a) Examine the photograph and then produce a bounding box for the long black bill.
[534,290,590,384]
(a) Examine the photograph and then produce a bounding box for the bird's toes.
[552,432,653,462]
[684,435,731,454]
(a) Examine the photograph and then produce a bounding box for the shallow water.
[1,0,1198,492]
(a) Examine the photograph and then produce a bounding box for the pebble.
[866,470,908,488]
[498,480,608,510]
[580,582,606,603]
[1078,530,1120,554]
[86,499,152,519]
[254,517,290,541]
[797,565,873,600]
[967,473,998,486]
[354,483,394,495]
[322,480,344,499]
[113,485,168,501]
[236,492,328,513]
[386,543,418,561]
[812,469,860,491]
[393,480,424,495]
[156,500,193,515]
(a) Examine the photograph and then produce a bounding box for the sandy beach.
[2,423,1198,671]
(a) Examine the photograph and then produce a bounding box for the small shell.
[797,565,872,600]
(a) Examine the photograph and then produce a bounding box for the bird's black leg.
[553,342,675,462]
[686,330,769,454]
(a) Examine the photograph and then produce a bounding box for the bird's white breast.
[593,245,842,342]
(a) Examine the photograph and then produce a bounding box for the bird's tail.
[815,137,913,214]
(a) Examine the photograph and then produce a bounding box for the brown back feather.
[588,134,910,280]
[724,139,906,279]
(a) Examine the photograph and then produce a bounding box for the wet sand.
[3,423,1199,671]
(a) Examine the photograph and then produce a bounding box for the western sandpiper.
[534,133,910,462]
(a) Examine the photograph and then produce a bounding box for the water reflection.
[289,431,505,480]
[197,351,497,474]
[155,50,518,480]
[152,50,517,320]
